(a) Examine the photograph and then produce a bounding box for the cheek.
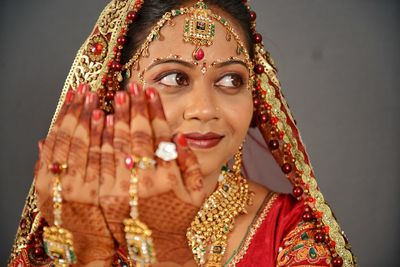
[223,94,253,137]
[157,94,184,131]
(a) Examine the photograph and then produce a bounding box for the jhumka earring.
[43,162,76,267]
[187,144,252,266]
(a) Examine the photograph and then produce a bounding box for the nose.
[183,83,219,122]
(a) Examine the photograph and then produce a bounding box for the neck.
[202,168,221,197]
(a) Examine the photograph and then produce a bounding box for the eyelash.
[154,71,245,89]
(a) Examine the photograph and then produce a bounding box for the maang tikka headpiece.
[10,1,356,267]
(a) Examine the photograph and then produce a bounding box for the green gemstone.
[223,224,229,233]
[309,247,317,259]
[175,10,181,15]
[292,244,304,251]
[221,165,228,172]
[221,18,226,24]
[301,232,309,240]
[70,249,77,263]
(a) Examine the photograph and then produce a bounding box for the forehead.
[140,8,249,64]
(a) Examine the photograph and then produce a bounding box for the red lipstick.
[183,132,224,149]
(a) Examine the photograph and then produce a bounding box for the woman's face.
[131,10,253,177]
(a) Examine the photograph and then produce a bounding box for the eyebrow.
[212,60,247,69]
[146,59,194,71]
[145,58,248,71]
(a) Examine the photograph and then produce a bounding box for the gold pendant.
[124,218,155,267]
[183,1,215,47]
[43,226,77,267]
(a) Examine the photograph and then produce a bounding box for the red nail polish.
[177,134,187,147]
[65,90,74,103]
[92,109,102,121]
[106,115,114,127]
[85,92,97,105]
[128,83,141,96]
[145,88,157,101]
[78,84,87,94]
[116,92,126,105]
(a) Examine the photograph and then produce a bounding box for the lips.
[183,132,224,149]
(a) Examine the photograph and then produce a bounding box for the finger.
[100,115,115,191]
[127,84,157,194]
[42,89,75,164]
[146,87,175,168]
[36,85,87,205]
[174,134,205,205]
[84,109,104,203]
[52,84,88,164]
[68,92,98,187]
[128,83,154,157]
[113,91,132,191]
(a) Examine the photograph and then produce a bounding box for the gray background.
[1,0,399,266]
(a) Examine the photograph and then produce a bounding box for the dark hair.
[121,0,254,65]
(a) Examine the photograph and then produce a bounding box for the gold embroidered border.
[255,42,355,266]
[226,192,279,266]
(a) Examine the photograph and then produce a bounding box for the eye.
[158,72,189,87]
[215,73,244,88]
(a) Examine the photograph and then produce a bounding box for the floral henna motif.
[139,191,199,264]
[86,148,101,182]
[130,90,150,119]
[182,168,203,191]
[99,195,130,246]
[113,129,131,156]
[131,131,154,156]
[40,199,114,264]
[176,145,203,192]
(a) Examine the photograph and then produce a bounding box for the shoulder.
[272,195,333,266]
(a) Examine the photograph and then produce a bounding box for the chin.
[194,151,224,177]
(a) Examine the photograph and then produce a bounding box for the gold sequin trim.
[226,192,278,266]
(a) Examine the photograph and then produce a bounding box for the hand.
[35,84,115,265]
[99,83,205,265]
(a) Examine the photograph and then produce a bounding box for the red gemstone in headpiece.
[281,163,292,174]
[127,11,139,22]
[332,257,343,267]
[314,232,326,243]
[302,212,313,221]
[106,91,115,101]
[249,11,257,21]
[268,140,279,150]
[254,64,264,74]
[91,43,104,55]
[194,48,205,61]
[292,186,303,197]
[253,33,263,44]
[117,36,127,45]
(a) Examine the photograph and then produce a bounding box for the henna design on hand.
[139,191,198,264]
[40,199,115,264]
[99,195,130,246]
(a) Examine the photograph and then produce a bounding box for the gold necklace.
[186,164,251,267]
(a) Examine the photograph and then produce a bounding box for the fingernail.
[106,115,114,127]
[116,92,126,105]
[85,92,96,106]
[92,109,102,121]
[128,83,141,96]
[38,140,44,152]
[77,84,87,94]
[145,88,157,101]
[176,134,187,147]
[66,90,74,104]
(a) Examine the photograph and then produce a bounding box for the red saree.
[9,193,332,267]
[229,193,332,266]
